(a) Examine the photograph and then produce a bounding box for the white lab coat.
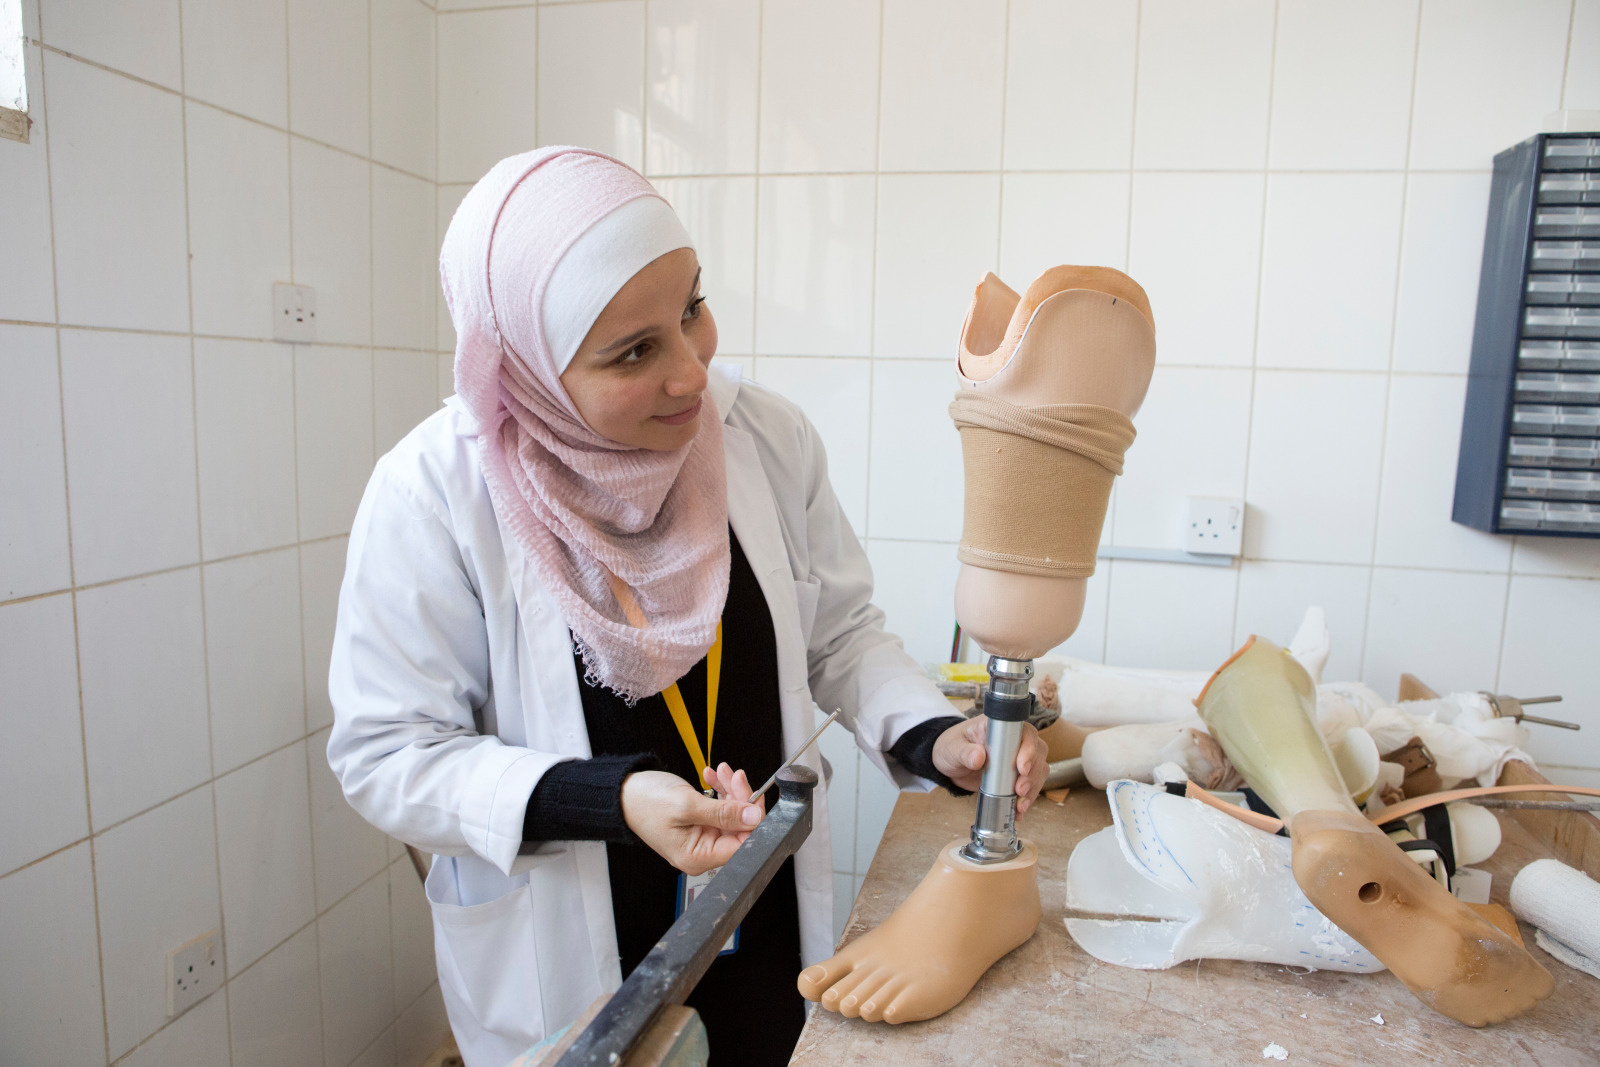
[327,366,954,1066]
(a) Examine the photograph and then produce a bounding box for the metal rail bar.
[554,766,818,1067]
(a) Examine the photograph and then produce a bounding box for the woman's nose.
[664,336,709,396]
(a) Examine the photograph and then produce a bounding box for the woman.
[327,147,1048,1066]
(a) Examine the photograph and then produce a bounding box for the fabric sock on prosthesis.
[953,267,1156,660]
[1196,636,1554,1027]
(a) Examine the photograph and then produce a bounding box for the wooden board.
[790,788,1600,1067]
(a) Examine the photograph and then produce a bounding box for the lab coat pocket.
[793,576,822,647]
[426,857,545,1047]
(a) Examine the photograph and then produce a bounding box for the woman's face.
[559,247,717,451]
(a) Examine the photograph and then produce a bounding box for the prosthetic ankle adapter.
[952,267,1154,865]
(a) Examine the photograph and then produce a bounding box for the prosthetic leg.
[798,267,1156,1023]
[1198,636,1554,1027]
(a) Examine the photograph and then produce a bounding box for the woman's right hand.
[620,768,764,875]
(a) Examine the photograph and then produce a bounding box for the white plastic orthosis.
[1064,780,1384,973]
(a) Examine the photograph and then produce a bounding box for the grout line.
[994,0,1010,269]
[1559,0,1577,111]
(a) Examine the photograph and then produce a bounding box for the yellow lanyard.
[661,621,722,795]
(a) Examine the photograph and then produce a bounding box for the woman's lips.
[654,396,702,426]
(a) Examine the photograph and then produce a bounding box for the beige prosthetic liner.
[953,267,1156,660]
[799,267,1156,1026]
[1198,637,1554,1028]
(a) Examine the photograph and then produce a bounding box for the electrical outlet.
[1185,496,1245,556]
[166,930,222,1017]
[272,282,317,343]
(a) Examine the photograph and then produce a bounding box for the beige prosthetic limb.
[1198,637,1554,1027]
[800,266,1154,1024]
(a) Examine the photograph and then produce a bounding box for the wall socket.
[1185,496,1245,556]
[166,929,222,1017]
[272,282,316,343]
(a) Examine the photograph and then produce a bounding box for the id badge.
[677,868,740,956]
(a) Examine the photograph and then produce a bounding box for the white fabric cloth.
[326,366,956,1066]
[1510,858,1600,980]
[540,195,694,373]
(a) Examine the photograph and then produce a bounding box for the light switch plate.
[1185,496,1245,556]
[272,283,316,343]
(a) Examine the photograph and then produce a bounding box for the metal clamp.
[554,766,817,1067]
[1482,692,1579,730]
[960,656,1032,864]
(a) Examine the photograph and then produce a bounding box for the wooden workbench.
[789,788,1600,1066]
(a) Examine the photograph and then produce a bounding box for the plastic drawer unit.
[1454,133,1600,538]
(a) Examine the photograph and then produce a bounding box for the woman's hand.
[931,715,1049,814]
[620,766,765,875]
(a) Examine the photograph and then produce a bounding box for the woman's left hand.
[932,715,1049,815]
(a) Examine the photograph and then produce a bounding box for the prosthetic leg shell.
[1065,780,1383,973]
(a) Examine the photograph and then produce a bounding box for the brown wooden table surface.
[789,788,1600,1067]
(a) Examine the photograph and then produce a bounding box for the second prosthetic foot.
[1198,637,1554,1027]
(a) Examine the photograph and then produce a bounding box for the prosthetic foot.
[796,841,1040,1023]
[1198,637,1554,1027]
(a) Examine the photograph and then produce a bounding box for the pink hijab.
[440,147,730,703]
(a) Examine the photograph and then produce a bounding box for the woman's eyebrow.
[595,268,705,355]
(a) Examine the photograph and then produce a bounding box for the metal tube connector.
[960,656,1033,864]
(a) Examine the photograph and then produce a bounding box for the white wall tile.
[397,985,451,1067]
[228,920,323,1067]
[215,742,316,976]
[194,338,298,560]
[390,858,438,1010]
[1268,0,1418,171]
[999,173,1130,287]
[1233,560,1370,684]
[538,1,645,170]
[755,175,875,356]
[0,844,106,1065]
[874,173,1000,360]
[186,103,292,340]
[1113,367,1251,551]
[373,168,437,352]
[829,872,852,942]
[376,349,443,456]
[320,873,395,1067]
[301,537,349,731]
[1046,563,1110,664]
[1133,0,1274,170]
[291,140,372,347]
[1409,0,1570,170]
[1374,375,1511,572]
[645,0,758,177]
[296,346,375,540]
[94,788,222,1059]
[0,596,87,875]
[1245,371,1387,564]
[1103,558,1239,671]
[1003,0,1138,171]
[1256,174,1405,373]
[878,0,1005,172]
[752,357,870,534]
[181,0,288,127]
[1568,0,1600,109]
[867,361,963,542]
[1362,566,1507,700]
[372,0,438,179]
[1511,537,1600,580]
[310,726,390,911]
[77,569,212,829]
[46,55,189,332]
[0,325,70,599]
[437,7,538,184]
[39,0,182,89]
[205,550,305,774]
[120,990,231,1067]
[864,538,961,667]
[758,0,879,174]
[1391,172,1492,375]
[288,0,369,157]
[0,45,55,324]
[351,1027,398,1067]
[816,715,858,873]
[1128,173,1263,368]
[60,329,199,584]
[1499,576,1600,769]
[653,177,756,354]
[854,760,900,872]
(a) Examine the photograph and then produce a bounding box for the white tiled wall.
[0,0,451,1062]
[433,0,1600,944]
